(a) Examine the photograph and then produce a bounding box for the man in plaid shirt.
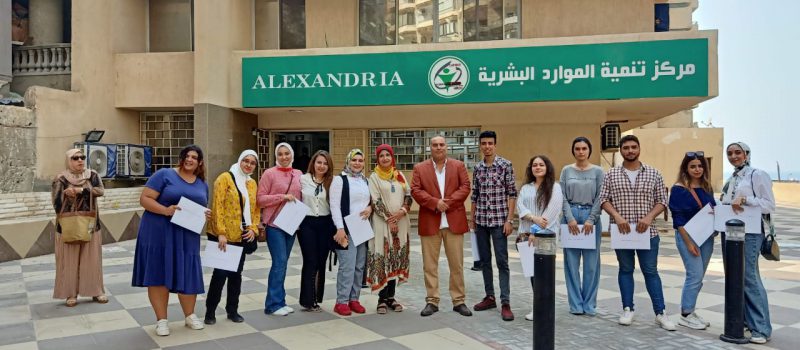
[470,130,517,321]
[599,135,676,331]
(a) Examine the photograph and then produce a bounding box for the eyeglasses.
[71,155,87,161]
[686,151,704,158]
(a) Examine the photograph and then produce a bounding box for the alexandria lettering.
[251,71,405,89]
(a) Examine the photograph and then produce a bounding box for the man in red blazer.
[411,136,473,317]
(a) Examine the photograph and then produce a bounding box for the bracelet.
[400,207,408,214]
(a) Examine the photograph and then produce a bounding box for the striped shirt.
[598,163,667,237]
[517,183,563,234]
[471,156,517,227]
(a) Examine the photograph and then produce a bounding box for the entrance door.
[271,131,331,172]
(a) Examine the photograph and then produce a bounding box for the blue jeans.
[675,230,715,314]
[562,204,602,315]
[264,226,295,313]
[336,234,367,304]
[721,233,772,338]
[475,225,510,303]
[615,235,665,314]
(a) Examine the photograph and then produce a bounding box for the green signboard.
[242,38,709,108]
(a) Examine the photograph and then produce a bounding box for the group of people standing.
[49,132,774,344]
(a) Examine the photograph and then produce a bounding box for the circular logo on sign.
[428,56,470,98]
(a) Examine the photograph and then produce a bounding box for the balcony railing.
[11,44,71,76]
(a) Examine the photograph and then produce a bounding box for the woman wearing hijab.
[720,142,775,344]
[329,149,373,316]
[257,142,303,316]
[204,150,260,325]
[51,148,107,307]
[368,144,412,314]
[298,150,336,312]
[132,144,211,336]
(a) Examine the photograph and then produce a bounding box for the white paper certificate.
[713,205,762,233]
[170,196,207,234]
[559,224,597,249]
[344,213,375,246]
[273,200,310,236]
[517,242,536,277]
[684,204,715,245]
[470,232,480,261]
[201,243,243,272]
[610,224,650,250]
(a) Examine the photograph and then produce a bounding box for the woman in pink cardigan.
[257,142,303,316]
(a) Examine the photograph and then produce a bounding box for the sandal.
[377,302,388,315]
[386,298,404,312]
[93,295,109,304]
[302,305,322,313]
[66,297,77,307]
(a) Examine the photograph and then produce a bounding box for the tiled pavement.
[1,206,799,349]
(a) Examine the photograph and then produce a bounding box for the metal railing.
[11,43,72,76]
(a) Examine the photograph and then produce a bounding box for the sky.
[694,1,800,180]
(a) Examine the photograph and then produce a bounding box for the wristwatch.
[507,219,513,224]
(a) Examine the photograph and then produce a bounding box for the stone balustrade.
[0,187,143,222]
[11,44,72,76]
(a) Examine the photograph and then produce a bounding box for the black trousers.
[205,245,247,315]
[378,280,397,302]
[298,216,336,308]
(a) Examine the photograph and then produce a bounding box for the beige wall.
[148,0,193,52]
[30,0,146,186]
[254,0,280,50]
[28,0,63,44]
[630,127,725,190]
[522,0,653,39]
[115,52,194,108]
[194,0,252,107]
[332,129,368,172]
[774,182,800,208]
[306,0,357,48]
[113,0,147,53]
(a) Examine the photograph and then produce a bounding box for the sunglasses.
[686,151,704,158]
[71,155,87,161]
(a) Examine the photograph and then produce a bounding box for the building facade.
[7,0,717,189]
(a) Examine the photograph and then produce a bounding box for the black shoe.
[470,266,482,271]
[420,303,439,317]
[453,304,473,317]
[227,312,245,323]
[204,314,216,325]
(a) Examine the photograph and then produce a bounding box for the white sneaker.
[655,313,676,331]
[525,310,533,321]
[271,307,291,316]
[678,312,708,330]
[155,319,170,336]
[618,307,634,325]
[283,305,295,313]
[750,334,768,344]
[184,314,204,330]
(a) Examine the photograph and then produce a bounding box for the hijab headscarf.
[61,148,92,186]
[230,150,258,226]
[721,141,752,202]
[373,144,408,192]
[274,142,294,171]
[342,148,366,181]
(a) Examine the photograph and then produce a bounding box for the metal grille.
[256,128,271,179]
[139,112,195,171]
[369,127,481,171]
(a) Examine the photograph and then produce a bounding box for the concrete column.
[1,0,11,88]
[194,103,258,190]
[29,0,64,45]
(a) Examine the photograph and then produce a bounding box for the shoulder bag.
[57,183,96,244]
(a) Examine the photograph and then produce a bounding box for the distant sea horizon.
[721,170,800,182]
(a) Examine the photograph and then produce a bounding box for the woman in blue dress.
[132,145,211,337]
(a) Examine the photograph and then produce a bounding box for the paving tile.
[0,322,36,346]
[264,319,384,350]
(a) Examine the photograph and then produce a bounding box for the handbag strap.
[748,171,776,238]
[227,171,247,230]
[687,187,703,209]
[267,173,294,226]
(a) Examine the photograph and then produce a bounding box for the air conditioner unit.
[116,144,153,177]
[601,124,621,151]
[73,142,116,178]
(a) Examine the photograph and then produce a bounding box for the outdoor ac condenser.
[116,144,153,177]
[73,142,117,178]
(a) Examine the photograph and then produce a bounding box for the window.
[280,0,306,49]
[370,128,481,171]
[140,112,195,171]
[359,0,518,45]
[148,0,194,52]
